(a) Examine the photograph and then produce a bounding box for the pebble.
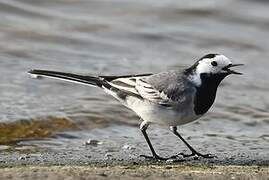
[166,159,175,163]
[18,155,30,160]
[0,145,10,150]
[85,139,103,146]
[105,153,112,158]
[122,144,136,150]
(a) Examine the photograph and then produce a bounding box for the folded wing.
[106,70,192,106]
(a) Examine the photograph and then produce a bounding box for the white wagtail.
[28,53,243,160]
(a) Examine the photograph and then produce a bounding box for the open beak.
[222,64,244,75]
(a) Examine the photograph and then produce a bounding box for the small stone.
[105,153,112,158]
[122,144,136,150]
[18,155,30,160]
[166,159,175,163]
[165,166,173,169]
[98,172,108,177]
[0,145,10,150]
[85,139,103,146]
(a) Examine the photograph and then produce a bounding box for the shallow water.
[0,0,268,158]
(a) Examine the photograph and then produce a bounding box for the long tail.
[28,69,105,87]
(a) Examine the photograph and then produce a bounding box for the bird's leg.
[170,126,216,159]
[140,121,167,160]
[140,122,179,161]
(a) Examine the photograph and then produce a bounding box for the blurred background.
[0,0,268,158]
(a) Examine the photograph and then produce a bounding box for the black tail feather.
[28,69,103,87]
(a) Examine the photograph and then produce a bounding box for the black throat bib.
[194,73,228,115]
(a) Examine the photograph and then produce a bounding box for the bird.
[28,53,243,161]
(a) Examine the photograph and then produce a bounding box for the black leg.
[140,122,180,161]
[140,122,167,160]
[170,126,216,158]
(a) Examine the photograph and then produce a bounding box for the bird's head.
[186,53,243,86]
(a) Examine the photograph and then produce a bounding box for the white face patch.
[188,54,232,87]
[196,55,232,75]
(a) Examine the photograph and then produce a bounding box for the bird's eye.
[211,61,218,67]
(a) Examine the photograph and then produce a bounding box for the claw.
[178,152,195,158]
[140,154,167,161]
[199,153,217,158]
[178,152,217,159]
[140,154,184,162]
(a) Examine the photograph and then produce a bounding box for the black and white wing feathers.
[106,70,192,106]
[137,70,192,105]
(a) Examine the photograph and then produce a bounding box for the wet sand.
[0,125,268,167]
[0,126,268,179]
[0,165,268,180]
[0,125,268,173]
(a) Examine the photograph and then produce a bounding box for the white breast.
[125,96,201,127]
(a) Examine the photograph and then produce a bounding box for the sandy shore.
[0,165,268,180]
[0,126,268,179]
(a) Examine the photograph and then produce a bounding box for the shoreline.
[0,165,268,180]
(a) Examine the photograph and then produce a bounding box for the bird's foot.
[140,154,167,161]
[178,152,217,159]
[140,154,184,162]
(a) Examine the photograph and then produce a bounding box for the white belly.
[126,97,201,126]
